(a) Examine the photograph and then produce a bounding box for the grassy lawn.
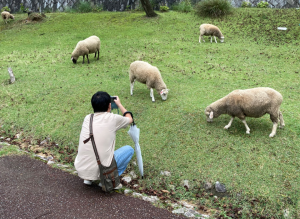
[0,8,299,217]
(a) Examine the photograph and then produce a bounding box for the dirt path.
[0,155,186,219]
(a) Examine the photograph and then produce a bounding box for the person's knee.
[124,145,134,156]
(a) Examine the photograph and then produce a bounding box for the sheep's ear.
[209,111,214,119]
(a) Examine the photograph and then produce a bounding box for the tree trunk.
[140,0,157,17]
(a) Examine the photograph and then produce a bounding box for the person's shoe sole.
[84,180,92,185]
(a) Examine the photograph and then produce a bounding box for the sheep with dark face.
[129,61,169,102]
[71,36,100,64]
[1,11,14,24]
[205,87,285,137]
[199,24,224,43]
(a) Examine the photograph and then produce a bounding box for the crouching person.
[74,91,134,190]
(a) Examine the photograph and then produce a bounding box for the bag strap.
[83,114,101,166]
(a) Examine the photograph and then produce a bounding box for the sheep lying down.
[205,87,285,137]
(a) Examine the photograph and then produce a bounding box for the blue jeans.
[114,145,134,176]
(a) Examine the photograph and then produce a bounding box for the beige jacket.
[74,112,130,180]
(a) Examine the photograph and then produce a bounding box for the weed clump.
[241,1,252,7]
[1,6,10,12]
[257,1,269,8]
[172,0,193,13]
[194,0,233,17]
[160,5,169,12]
[76,1,92,13]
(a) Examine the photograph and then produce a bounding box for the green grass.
[0,9,300,217]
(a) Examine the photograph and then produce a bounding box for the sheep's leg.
[279,111,285,128]
[97,50,99,60]
[150,88,155,102]
[94,52,96,58]
[87,54,90,64]
[241,119,250,134]
[224,117,234,129]
[214,36,217,43]
[210,37,212,43]
[199,35,205,43]
[130,82,134,96]
[82,55,85,64]
[269,122,278,138]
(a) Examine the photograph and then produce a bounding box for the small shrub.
[241,1,252,7]
[160,5,169,12]
[76,1,92,13]
[20,3,29,12]
[194,0,233,17]
[64,6,76,13]
[1,6,10,12]
[177,0,193,13]
[92,5,103,12]
[257,1,269,8]
[43,7,52,13]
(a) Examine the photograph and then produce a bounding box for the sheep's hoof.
[279,125,285,128]
[246,131,250,134]
[224,125,230,129]
[152,101,155,103]
[269,133,275,138]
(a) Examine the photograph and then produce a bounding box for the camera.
[110,96,118,111]
[110,96,117,102]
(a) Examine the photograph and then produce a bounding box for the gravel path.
[0,155,186,219]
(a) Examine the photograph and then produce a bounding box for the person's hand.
[114,96,122,107]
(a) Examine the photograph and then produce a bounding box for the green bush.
[92,5,103,12]
[257,1,269,8]
[76,1,92,13]
[175,0,193,13]
[194,0,232,17]
[241,1,252,7]
[160,5,169,12]
[1,6,10,12]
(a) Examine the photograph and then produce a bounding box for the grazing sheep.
[205,87,285,137]
[1,11,14,24]
[129,61,169,102]
[199,24,224,43]
[71,36,100,64]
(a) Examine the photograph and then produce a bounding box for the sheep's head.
[10,15,15,20]
[205,107,214,122]
[220,36,225,43]
[160,89,169,101]
[71,57,77,64]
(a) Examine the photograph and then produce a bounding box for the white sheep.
[129,61,169,102]
[71,36,100,64]
[1,11,14,24]
[199,24,224,43]
[205,87,285,137]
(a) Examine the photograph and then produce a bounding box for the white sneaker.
[84,180,92,185]
[98,183,122,190]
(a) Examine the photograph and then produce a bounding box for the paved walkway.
[0,155,186,219]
